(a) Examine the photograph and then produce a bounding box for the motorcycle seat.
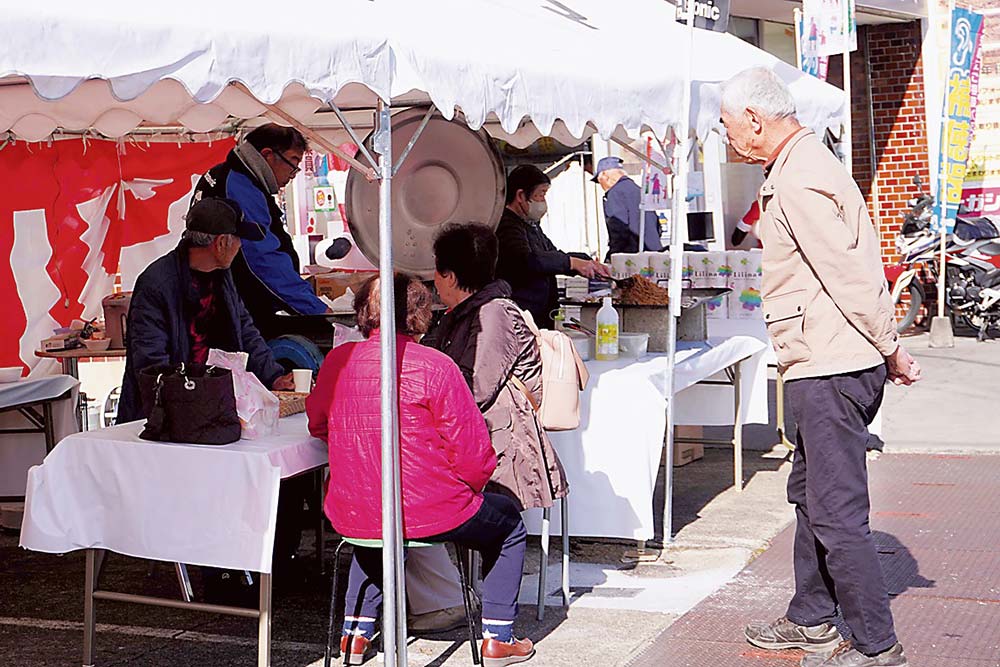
[955,216,1000,243]
[979,242,1000,257]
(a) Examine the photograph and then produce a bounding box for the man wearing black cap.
[117,197,294,425]
[592,156,664,259]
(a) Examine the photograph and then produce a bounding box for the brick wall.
[855,21,932,265]
[817,22,930,322]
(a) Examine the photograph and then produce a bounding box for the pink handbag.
[512,310,590,431]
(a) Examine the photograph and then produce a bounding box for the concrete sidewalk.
[623,452,1000,667]
[883,332,1000,454]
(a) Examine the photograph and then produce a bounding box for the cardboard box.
[311,271,377,301]
[41,333,80,352]
[673,425,705,467]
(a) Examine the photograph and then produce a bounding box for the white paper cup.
[292,368,313,393]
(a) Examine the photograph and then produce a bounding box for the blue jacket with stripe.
[193,150,326,338]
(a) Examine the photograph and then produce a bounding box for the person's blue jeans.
[784,364,897,655]
[344,492,527,623]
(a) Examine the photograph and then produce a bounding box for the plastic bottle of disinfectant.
[595,296,619,361]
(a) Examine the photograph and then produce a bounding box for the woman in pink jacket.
[306,274,534,667]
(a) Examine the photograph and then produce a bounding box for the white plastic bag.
[207,349,279,439]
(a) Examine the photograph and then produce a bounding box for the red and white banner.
[0,138,233,374]
[961,183,1000,217]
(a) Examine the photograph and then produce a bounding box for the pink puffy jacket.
[306,331,497,540]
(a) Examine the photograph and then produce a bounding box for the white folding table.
[20,413,327,667]
[524,335,769,542]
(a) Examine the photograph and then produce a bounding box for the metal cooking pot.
[344,108,506,279]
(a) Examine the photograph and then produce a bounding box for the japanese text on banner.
[933,7,983,233]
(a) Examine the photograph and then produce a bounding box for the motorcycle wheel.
[895,283,923,333]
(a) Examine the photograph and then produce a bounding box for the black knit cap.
[185,197,245,236]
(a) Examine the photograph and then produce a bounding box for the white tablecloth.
[20,413,326,573]
[525,335,768,541]
[0,375,80,496]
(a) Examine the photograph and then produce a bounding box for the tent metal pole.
[330,102,382,172]
[610,135,670,174]
[392,105,436,176]
[374,99,408,667]
[662,0,697,547]
[638,145,649,253]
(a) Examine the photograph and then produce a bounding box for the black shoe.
[745,616,843,652]
[800,641,907,667]
[202,568,258,608]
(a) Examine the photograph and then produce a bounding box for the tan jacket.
[757,128,899,380]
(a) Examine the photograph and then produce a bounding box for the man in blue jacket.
[193,124,329,339]
[593,156,663,260]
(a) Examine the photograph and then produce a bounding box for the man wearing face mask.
[496,165,610,328]
[193,124,331,340]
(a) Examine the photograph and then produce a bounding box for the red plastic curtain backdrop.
[0,138,234,373]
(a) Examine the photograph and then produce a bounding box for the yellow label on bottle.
[596,323,619,359]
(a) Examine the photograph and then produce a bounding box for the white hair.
[720,67,797,120]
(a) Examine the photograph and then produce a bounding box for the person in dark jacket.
[495,165,609,328]
[592,156,663,259]
[193,124,331,340]
[117,198,309,595]
[117,197,292,424]
[424,223,568,511]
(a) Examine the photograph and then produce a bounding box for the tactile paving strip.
[624,454,1000,667]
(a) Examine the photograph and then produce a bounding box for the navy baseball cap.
[185,197,263,241]
[591,156,624,182]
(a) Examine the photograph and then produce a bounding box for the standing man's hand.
[272,373,295,391]
[885,346,921,386]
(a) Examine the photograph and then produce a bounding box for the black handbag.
[138,363,241,445]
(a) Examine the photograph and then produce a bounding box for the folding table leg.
[42,401,56,453]
[560,498,570,608]
[537,507,550,621]
[733,362,743,491]
[258,573,272,667]
[316,469,326,574]
[83,549,97,667]
[174,564,194,602]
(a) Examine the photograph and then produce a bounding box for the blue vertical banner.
[934,7,984,233]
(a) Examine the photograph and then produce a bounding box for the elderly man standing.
[720,68,921,667]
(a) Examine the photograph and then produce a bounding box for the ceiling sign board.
[673,0,731,32]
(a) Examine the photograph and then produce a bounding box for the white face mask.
[526,200,548,222]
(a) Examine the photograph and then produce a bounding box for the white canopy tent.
[1,2,846,665]
[0,1,845,145]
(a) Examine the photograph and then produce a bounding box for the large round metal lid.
[345,108,506,278]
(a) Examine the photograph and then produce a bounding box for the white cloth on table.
[524,336,768,541]
[0,375,80,496]
[0,375,78,410]
[20,413,325,573]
